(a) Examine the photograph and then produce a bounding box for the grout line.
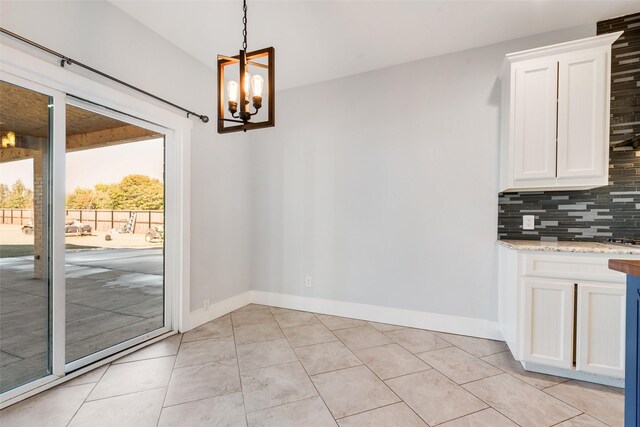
[65,362,114,427]
[155,334,182,427]
[231,312,250,427]
[278,311,338,425]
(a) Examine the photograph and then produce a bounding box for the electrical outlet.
[203,298,210,309]
[305,276,312,288]
[523,215,535,230]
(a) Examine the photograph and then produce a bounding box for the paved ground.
[0,304,625,427]
[0,246,164,394]
[0,224,160,258]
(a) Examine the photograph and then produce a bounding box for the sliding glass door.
[0,79,171,396]
[0,81,52,394]
[64,101,166,368]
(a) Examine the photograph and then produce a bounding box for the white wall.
[248,25,595,325]
[0,1,253,315]
[0,0,599,333]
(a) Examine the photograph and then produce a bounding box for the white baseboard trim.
[523,361,624,388]
[250,291,502,340]
[185,291,251,331]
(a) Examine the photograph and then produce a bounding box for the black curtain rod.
[0,27,210,123]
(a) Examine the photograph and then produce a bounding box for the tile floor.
[0,304,624,427]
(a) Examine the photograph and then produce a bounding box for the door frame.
[0,43,192,406]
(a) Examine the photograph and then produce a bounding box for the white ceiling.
[111,1,639,90]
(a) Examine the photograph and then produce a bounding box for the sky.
[0,138,164,192]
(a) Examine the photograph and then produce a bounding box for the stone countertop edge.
[497,239,640,255]
[609,259,640,277]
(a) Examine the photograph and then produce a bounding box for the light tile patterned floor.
[0,304,625,427]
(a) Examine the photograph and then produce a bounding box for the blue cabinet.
[627,274,640,427]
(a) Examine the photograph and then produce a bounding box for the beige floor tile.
[234,322,284,345]
[175,335,236,368]
[481,351,568,389]
[316,314,368,330]
[233,304,271,313]
[182,317,233,343]
[436,332,508,357]
[463,374,580,427]
[237,338,297,372]
[281,323,337,348]
[68,387,165,427]
[545,380,624,427]
[368,322,405,332]
[334,325,393,350]
[88,356,175,401]
[0,383,94,427]
[60,364,109,387]
[241,361,318,412]
[556,414,609,427]
[164,358,241,407]
[337,402,427,427]
[417,346,501,384]
[311,365,400,419]
[353,344,430,380]
[268,306,298,314]
[232,309,276,328]
[385,328,451,353]
[246,396,337,427]
[295,341,362,375]
[158,392,247,427]
[386,369,487,426]
[114,334,182,364]
[438,408,518,426]
[274,311,320,328]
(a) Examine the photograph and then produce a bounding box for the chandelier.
[217,0,274,133]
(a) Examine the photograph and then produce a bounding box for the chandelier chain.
[242,0,248,52]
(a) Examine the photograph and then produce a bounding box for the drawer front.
[524,254,627,283]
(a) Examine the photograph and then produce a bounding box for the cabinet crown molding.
[505,31,622,64]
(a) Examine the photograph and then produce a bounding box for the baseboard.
[185,291,251,331]
[522,361,624,388]
[250,291,502,340]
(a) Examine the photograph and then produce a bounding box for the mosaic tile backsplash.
[498,13,640,242]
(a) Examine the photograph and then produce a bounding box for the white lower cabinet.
[523,278,575,369]
[576,283,626,377]
[498,246,635,385]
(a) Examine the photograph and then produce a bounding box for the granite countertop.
[498,239,640,255]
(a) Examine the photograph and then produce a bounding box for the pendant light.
[217,0,274,133]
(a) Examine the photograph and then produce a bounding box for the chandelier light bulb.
[243,72,251,102]
[227,80,239,103]
[251,74,264,98]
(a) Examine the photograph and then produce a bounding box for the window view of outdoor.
[0,81,52,393]
[0,82,167,395]
[64,104,165,364]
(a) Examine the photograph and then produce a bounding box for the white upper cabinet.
[499,32,621,193]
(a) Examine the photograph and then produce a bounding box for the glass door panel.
[0,81,52,393]
[64,103,166,365]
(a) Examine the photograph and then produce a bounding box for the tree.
[4,180,33,208]
[109,175,164,210]
[0,183,9,208]
[66,188,99,209]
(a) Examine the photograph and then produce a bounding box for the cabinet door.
[513,60,558,182]
[523,278,574,368]
[576,283,625,377]
[556,49,608,179]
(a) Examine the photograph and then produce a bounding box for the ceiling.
[0,81,128,138]
[111,1,639,90]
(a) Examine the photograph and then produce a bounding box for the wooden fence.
[0,209,164,234]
